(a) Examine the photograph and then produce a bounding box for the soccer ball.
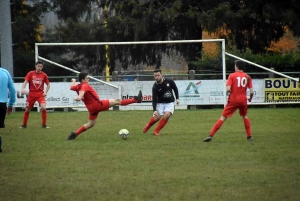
[119,129,129,140]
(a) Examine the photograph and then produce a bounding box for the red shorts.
[86,99,110,120]
[26,92,46,108]
[222,100,248,117]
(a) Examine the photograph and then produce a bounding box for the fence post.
[188,70,197,110]
[63,77,69,112]
[269,68,276,108]
[189,70,195,80]
[112,71,119,111]
[112,71,118,81]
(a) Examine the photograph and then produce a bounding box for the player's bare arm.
[170,79,179,104]
[74,90,85,101]
[71,78,76,87]
[248,88,254,102]
[21,80,28,95]
[226,86,231,93]
[44,83,50,97]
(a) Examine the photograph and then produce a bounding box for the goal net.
[28,39,300,110]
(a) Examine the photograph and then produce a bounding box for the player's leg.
[239,105,252,140]
[21,96,35,128]
[203,103,236,142]
[0,135,2,152]
[39,98,48,128]
[0,104,7,152]
[143,111,161,133]
[67,113,98,140]
[0,103,5,152]
[153,103,174,136]
[109,90,143,107]
[0,103,7,128]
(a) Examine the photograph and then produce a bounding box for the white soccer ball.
[119,129,129,140]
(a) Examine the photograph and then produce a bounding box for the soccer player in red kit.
[66,72,143,140]
[203,60,254,142]
[20,61,50,128]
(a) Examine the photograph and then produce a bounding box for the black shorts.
[0,103,7,128]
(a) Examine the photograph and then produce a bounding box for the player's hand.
[247,98,252,102]
[21,89,26,95]
[176,99,180,105]
[74,97,81,101]
[72,78,76,82]
[7,106,13,115]
[153,111,158,116]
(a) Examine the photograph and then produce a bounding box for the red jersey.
[227,71,253,103]
[70,83,100,106]
[25,71,49,93]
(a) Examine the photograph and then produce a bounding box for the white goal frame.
[35,39,228,107]
[35,39,299,108]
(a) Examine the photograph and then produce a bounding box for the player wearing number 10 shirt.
[203,60,254,142]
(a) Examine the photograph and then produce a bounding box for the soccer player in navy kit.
[143,69,180,136]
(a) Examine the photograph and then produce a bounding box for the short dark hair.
[35,61,44,66]
[79,72,88,82]
[235,60,245,71]
[153,69,161,73]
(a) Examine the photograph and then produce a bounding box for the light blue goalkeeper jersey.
[0,67,16,106]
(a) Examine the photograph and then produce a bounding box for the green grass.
[0,108,299,201]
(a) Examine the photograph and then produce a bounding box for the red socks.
[209,118,251,138]
[23,111,30,126]
[121,98,137,105]
[154,118,168,133]
[23,110,47,126]
[148,116,156,128]
[75,126,87,136]
[243,118,251,137]
[42,110,47,125]
[209,119,224,136]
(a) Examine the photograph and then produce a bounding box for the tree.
[200,0,300,54]
[11,0,50,77]
[45,0,205,74]
[45,0,300,75]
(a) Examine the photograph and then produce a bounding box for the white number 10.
[236,77,247,87]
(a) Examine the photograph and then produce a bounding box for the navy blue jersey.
[152,77,179,111]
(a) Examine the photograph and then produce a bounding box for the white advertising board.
[12,79,265,108]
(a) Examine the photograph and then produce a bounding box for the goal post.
[225,52,300,105]
[225,52,298,82]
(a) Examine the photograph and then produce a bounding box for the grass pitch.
[0,108,299,201]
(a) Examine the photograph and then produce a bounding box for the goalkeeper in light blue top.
[0,67,16,129]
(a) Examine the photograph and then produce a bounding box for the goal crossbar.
[35,39,225,46]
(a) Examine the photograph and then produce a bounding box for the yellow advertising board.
[264,78,300,102]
